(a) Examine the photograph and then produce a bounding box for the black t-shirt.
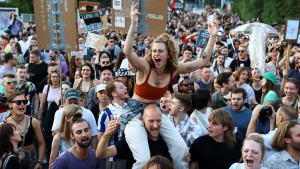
[115,136,171,169]
[28,62,48,92]
[38,77,48,94]
[229,58,251,72]
[1,154,20,169]
[190,135,241,169]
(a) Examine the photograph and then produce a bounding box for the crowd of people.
[0,2,299,169]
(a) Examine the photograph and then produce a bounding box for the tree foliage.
[232,0,300,25]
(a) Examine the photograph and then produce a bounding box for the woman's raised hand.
[130,1,140,24]
[207,15,218,38]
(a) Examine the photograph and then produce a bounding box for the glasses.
[238,50,245,53]
[160,100,170,103]
[181,82,193,87]
[102,61,110,64]
[11,100,28,105]
[6,80,17,85]
[109,41,115,43]
[75,58,81,61]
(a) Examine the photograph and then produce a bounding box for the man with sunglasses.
[52,88,99,149]
[176,76,199,95]
[0,74,17,121]
[104,37,122,63]
[229,44,251,72]
[0,52,17,79]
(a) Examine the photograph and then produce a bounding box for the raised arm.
[123,2,148,71]
[96,118,119,158]
[176,18,218,74]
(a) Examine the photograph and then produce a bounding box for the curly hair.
[144,33,179,73]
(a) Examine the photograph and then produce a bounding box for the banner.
[85,32,101,49]
[34,0,78,51]
[196,29,210,48]
[80,11,102,32]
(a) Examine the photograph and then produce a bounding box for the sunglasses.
[109,41,115,43]
[102,61,110,64]
[6,80,17,85]
[75,58,81,61]
[238,50,245,53]
[181,82,193,87]
[11,100,28,105]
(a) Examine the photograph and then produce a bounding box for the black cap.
[100,65,113,73]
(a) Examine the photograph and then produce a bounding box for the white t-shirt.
[51,106,98,136]
[42,85,60,108]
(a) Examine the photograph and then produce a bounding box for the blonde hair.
[271,120,299,151]
[58,104,82,146]
[144,33,179,73]
[208,109,236,149]
[243,134,265,160]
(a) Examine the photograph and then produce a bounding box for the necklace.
[11,115,25,124]
[153,68,160,86]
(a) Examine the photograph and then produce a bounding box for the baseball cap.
[263,72,277,85]
[64,88,80,100]
[95,84,107,93]
[4,29,11,34]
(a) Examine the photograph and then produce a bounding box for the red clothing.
[134,69,171,100]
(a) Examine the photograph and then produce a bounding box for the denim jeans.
[122,99,188,169]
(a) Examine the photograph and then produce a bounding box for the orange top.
[134,69,171,101]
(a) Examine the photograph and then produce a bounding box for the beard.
[74,137,91,148]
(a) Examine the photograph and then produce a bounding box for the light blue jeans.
[122,99,188,169]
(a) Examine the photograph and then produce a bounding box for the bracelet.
[36,160,42,165]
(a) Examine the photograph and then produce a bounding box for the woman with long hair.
[189,109,242,169]
[68,55,83,86]
[210,77,221,94]
[0,123,21,169]
[273,78,298,111]
[235,67,256,107]
[121,2,218,168]
[12,42,24,65]
[211,53,225,77]
[49,105,82,166]
[5,92,45,169]
[73,62,100,108]
[38,70,61,157]
[230,134,267,169]
[261,72,280,106]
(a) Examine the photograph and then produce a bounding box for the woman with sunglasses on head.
[121,2,218,169]
[68,55,83,86]
[49,104,82,166]
[38,70,61,158]
[0,123,21,169]
[234,67,257,107]
[5,92,45,169]
[73,62,100,108]
[273,78,299,112]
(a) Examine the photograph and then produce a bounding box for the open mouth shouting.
[245,159,254,167]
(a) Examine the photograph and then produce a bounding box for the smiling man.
[96,104,171,169]
[52,118,101,169]
[223,88,252,141]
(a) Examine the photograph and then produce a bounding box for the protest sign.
[70,44,87,56]
[196,29,210,48]
[111,0,168,36]
[33,0,78,51]
[79,1,100,14]
[85,32,101,49]
[80,11,102,32]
